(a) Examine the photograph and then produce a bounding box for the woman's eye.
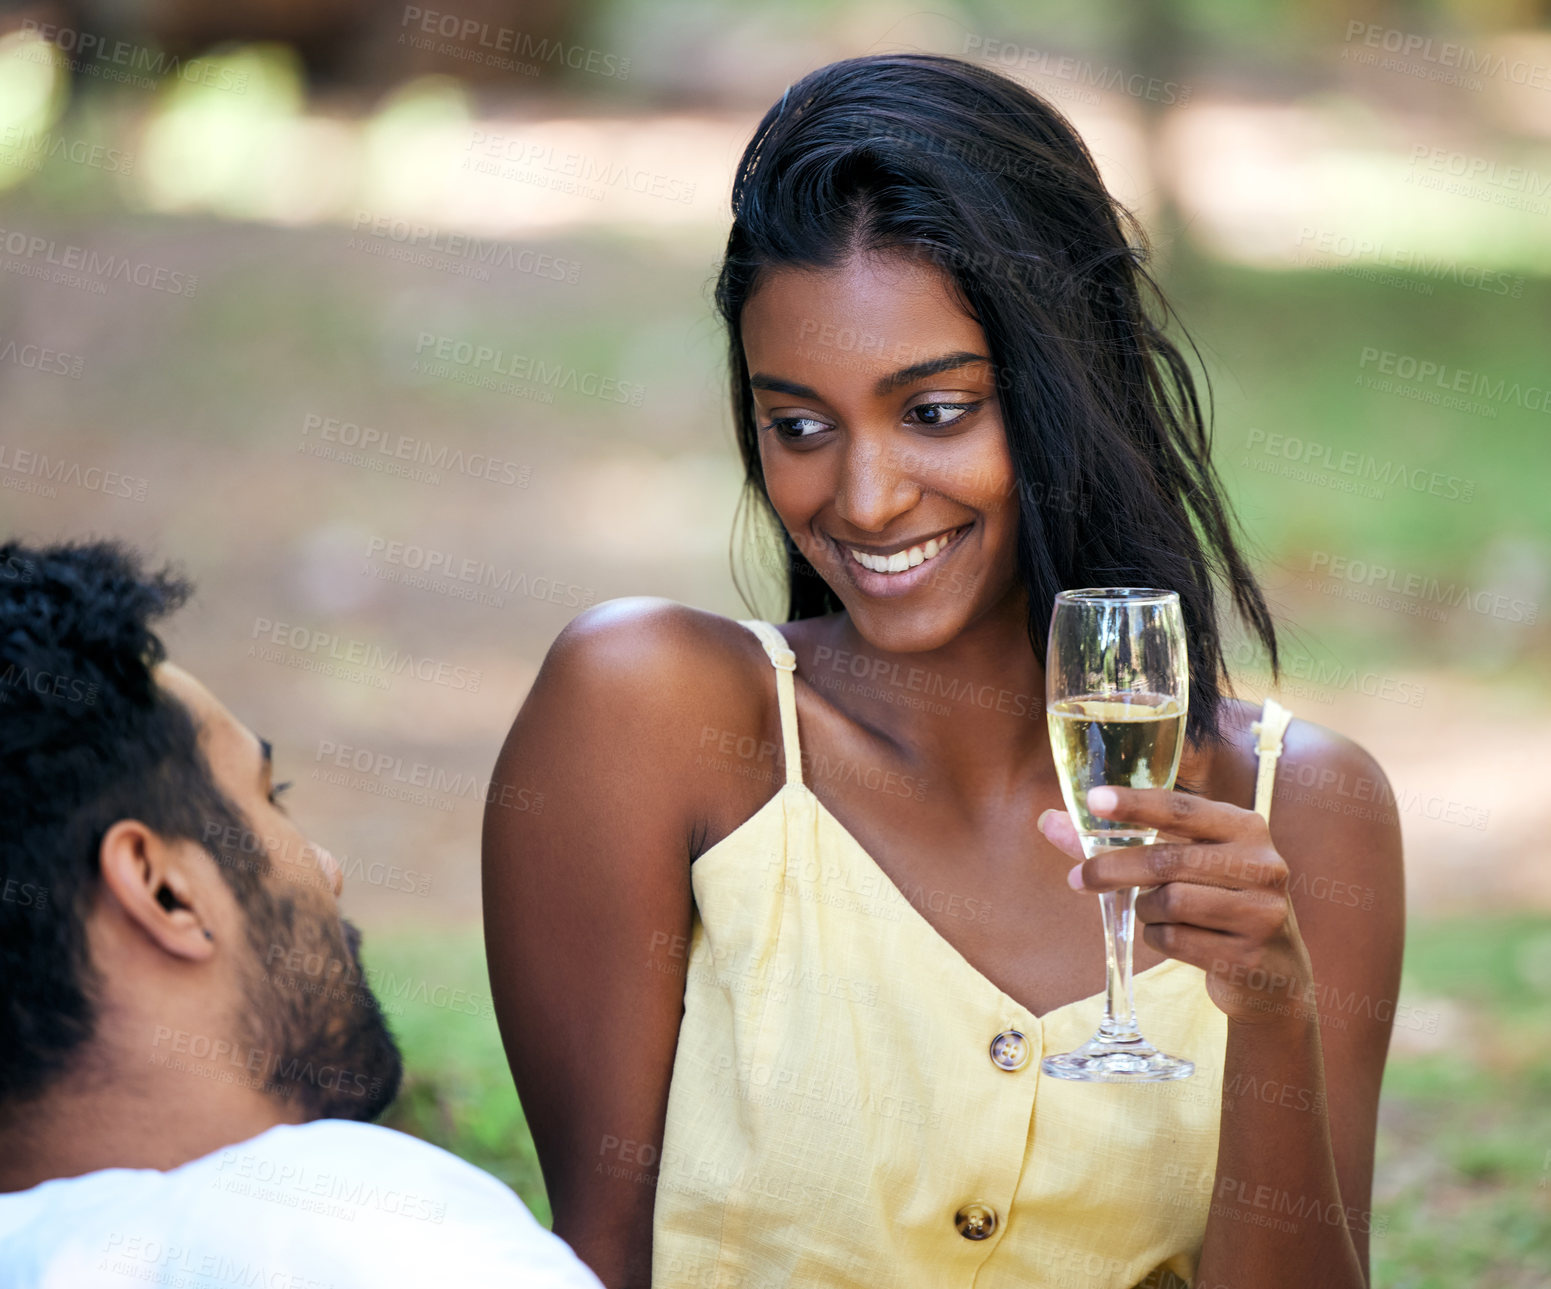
[269,780,293,808]
[907,402,977,428]
[765,416,830,440]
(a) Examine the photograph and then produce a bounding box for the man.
[0,539,602,1288]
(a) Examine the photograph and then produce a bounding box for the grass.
[358,925,550,1224]
[361,912,1551,1281]
[1372,915,1551,1288]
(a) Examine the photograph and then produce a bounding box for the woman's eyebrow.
[873,351,991,395]
[749,350,993,402]
[748,374,820,398]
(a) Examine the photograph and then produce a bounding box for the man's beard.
[235,883,404,1122]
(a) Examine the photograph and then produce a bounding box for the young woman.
[483,52,1403,1289]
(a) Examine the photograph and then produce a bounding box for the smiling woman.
[481,51,1403,1289]
[717,55,1282,754]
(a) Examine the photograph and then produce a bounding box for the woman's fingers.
[1085,784,1250,843]
[1072,836,1288,895]
[1036,808,1085,860]
[1135,879,1289,936]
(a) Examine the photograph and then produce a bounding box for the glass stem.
[1097,885,1141,1041]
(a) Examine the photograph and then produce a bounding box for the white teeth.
[847,525,964,575]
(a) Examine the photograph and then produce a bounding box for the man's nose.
[313,843,343,898]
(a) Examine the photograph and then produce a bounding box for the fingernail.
[1037,809,1053,834]
[1087,786,1117,814]
[1066,863,1085,891]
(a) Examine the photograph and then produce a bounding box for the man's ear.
[98,820,218,962]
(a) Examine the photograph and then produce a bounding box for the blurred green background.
[1,0,1548,1284]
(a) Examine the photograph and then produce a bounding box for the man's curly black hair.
[0,538,262,1104]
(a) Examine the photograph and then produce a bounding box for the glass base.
[1041,1034,1195,1083]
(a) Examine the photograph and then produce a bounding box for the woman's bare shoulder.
[510,597,776,817]
[535,598,776,744]
[547,595,768,684]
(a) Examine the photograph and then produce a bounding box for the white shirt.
[0,1119,604,1288]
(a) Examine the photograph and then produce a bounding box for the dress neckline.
[691,778,1189,1025]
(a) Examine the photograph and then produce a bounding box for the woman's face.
[741,249,1025,650]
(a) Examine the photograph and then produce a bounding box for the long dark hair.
[718,52,1281,751]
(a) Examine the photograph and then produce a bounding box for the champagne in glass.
[1040,588,1195,1082]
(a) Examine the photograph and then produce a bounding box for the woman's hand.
[1037,785,1318,1027]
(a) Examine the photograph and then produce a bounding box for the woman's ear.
[97,819,218,962]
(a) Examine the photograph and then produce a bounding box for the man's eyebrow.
[749,351,993,403]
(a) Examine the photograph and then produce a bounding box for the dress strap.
[1249,696,1294,824]
[736,619,804,787]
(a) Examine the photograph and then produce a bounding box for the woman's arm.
[481,598,721,1288]
[1203,727,1404,1283]
[1048,723,1404,1286]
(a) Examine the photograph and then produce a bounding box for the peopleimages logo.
[311,737,544,817]
[0,343,85,381]
[1242,428,1475,502]
[400,6,630,80]
[1308,551,1537,625]
[347,212,581,283]
[1223,637,1427,709]
[248,617,482,692]
[962,34,1192,105]
[149,1025,384,1101]
[1357,347,1551,418]
[0,443,148,499]
[0,126,135,175]
[462,132,693,205]
[363,537,593,609]
[1343,20,1551,92]
[0,661,99,707]
[412,332,646,405]
[1404,147,1551,214]
[1292,227,1524,297]
[300,413,532,487]
[18,20,252,92]
[213,1147,448,1224]
[0,224,198,296]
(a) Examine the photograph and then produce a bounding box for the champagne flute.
[1040,587,1195,1082]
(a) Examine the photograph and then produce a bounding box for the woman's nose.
[833,435,917,532]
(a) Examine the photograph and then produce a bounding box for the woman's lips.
[832,522,973,597]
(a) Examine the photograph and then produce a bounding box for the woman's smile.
[830,521,974,597]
